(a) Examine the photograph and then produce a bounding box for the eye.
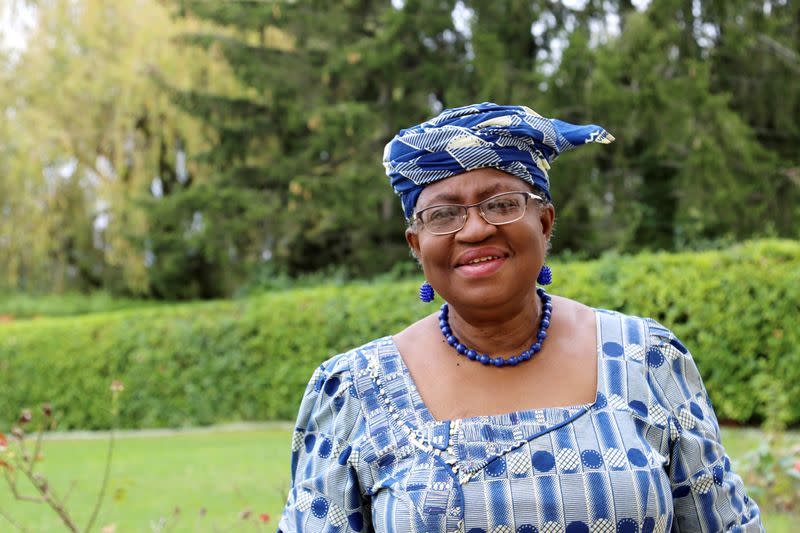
[485,195,523,213]
[424,205,461,223]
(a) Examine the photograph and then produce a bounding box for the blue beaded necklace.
[438,287,552,367]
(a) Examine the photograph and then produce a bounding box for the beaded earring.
[537,264,552,285]
[419,281,435,302]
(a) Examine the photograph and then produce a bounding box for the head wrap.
[383,102,614,218]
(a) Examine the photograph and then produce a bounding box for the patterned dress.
[278,310,764,532]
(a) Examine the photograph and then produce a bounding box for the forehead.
[416,168,533,208]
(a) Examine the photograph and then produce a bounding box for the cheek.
[417,239,451,274]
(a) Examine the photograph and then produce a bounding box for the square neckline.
[383,307,603,427]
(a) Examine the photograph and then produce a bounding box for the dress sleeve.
[277,353,372,533]
[645,319,765,533]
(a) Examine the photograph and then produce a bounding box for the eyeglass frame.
[410,191,544,236]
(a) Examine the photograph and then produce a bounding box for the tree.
[165,0,469,289]
[0,0,238,295]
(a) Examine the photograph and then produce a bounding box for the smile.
[456,256,507,278]
[467,255,501,264]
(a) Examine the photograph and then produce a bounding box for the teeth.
[467,256,500,264]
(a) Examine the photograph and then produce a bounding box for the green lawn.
[0,425,795,532]
[0,425,292,532]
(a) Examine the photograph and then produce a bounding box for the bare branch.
[0,506,30,532]
[84,431,115,533]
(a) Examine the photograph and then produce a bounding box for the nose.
[455,205,496,242]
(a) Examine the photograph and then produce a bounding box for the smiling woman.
[278,103,765,533]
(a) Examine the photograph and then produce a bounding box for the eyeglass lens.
[420,192,530,234]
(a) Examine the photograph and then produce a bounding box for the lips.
[455,247,509,267]
[454,247,509,278]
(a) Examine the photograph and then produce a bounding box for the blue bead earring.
[419,281,435,302]
[537,264,552,285]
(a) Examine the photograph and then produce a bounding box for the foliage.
[737,433,800,516]
[0,292,157,321]
[0,240,797,430]
[0,0,242,296]
[1,1,798,297]
[0,393,119,532]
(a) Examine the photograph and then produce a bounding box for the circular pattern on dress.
[556,449,580,472]
[317,437,333,458]
[628,400,648,417]
[616,518,638,533]
[603,447,627,469]
[347,511,364,531]
[580,449,604,469]
[646,347,665,368]
[532,450,556,472]
[692,473,714,494]
[324,376,341,396]
[566,520,590,533]
[516,526,538,533]
[593,392,608,410]
[311,496,329,518]
[672,485,691,498]
[603,341,624,357]
[486,457,507,477]
[689,401,704,420]
[304,433,316,453]
[627,448,648,468]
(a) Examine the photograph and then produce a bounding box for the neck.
[446,288,544,356]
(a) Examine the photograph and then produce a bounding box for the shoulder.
[591,307,690,362]
[296,336,393,425]
[591,309,709,414]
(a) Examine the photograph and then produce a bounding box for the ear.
[405,226,421,259]
[540,204,555,241]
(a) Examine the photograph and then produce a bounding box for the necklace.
[438,287,552,367]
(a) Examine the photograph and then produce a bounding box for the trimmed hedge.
[1,240,798,429]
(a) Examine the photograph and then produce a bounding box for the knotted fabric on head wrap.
[383,102,614,218]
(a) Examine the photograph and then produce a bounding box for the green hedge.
[1,240,798,430]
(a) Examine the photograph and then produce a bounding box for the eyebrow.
[422,183,508,207]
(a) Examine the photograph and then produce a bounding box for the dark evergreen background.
[3,1,798,298]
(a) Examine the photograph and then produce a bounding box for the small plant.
[0,381,120,532]
[737,431,800,515]
[1,382,274,532]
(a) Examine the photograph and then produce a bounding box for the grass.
[0,425,292,532]
[0,425,796,532]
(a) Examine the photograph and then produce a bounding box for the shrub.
[0,239,798,429]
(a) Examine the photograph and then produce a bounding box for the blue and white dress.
[278,310,764,532]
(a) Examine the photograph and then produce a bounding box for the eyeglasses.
[411,191,543,235]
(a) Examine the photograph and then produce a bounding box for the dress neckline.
[381,307,604,426]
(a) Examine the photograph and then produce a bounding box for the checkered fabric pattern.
[278,311,764,532]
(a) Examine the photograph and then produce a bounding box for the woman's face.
[406,168,554,311]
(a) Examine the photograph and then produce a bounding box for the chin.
[445,282,523,309]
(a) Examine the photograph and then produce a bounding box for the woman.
[278,103,764,532]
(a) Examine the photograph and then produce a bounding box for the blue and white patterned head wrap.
[383,102,614,218]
